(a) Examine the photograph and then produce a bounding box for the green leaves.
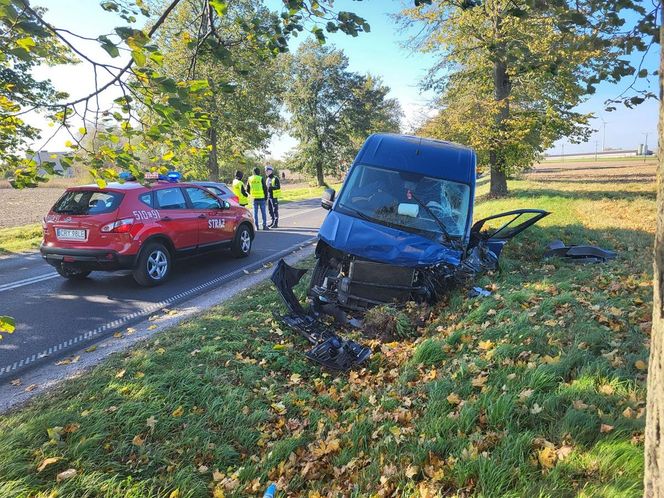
[98,35,119,57]
[209,0,228,17]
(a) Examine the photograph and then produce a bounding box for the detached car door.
[184,186,233,247]
[469,209,550,257]
[154,187,199,251]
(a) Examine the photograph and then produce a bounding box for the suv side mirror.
[222,200,231,210]
[321,188,335,210]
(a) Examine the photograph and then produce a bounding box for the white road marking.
[0,272,58,293]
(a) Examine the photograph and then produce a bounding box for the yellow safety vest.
[267,176,281,199]
[232,178,248,205]
[248,175,264,199]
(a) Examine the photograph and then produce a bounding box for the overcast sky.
[28,0,659,158]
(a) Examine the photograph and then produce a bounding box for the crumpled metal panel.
[318,210,462,268]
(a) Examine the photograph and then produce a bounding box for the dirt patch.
[0,188,65,229]
[526,158,656,183]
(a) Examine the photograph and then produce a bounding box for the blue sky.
[32,0,659,157]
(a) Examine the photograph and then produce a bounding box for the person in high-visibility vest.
[265,165,281,228]
[232,170,249,207]
[246,167,268,230]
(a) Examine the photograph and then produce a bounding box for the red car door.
[153,186,199,251]
[183,186,234,247]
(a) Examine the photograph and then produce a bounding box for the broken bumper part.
[544,240,617,264]
[271,259,371,371]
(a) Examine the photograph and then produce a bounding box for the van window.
[337,164,471,239]
[53,190,123,215]
[155,188,187,209]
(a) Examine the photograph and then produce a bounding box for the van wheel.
[231,224,252,258]
[133,242,171,286]
[56,266,91,280]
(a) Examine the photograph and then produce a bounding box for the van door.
[468,209,550,257]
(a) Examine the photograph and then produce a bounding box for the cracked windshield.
[337,163,470,240]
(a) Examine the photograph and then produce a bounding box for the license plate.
[56,228,87,241]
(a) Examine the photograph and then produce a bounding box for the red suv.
[40,181,255,286]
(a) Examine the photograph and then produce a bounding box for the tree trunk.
[315,160,325,186]
[489,58,510,197]
[644,10,664,496]
[208,126,219,181]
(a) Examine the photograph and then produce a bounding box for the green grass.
[278,182,342,204]
[0,224,42,255]
[0,170,653,497]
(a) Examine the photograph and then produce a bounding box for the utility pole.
[595,140,598,162]
[601,118,608,151]
[561,142,565,163]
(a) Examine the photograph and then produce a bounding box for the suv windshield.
[337,164,471,240]
[53,190,123,215]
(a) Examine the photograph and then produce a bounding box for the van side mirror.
[321,188,335,210]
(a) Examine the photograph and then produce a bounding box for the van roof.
[355,133,476,184]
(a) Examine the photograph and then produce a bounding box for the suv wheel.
[133,242,171,286]
[231,224,252,258]
[56,266,91,280]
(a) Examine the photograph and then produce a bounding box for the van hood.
[318,210,462,268]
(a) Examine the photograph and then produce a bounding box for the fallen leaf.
[56,468,77,482]
[24,383,37,392]
[471,375,488,388]
[271,402,287,415]
[113,332,123,338]
[198,465,208,473]
[146,416,157,429]
[156,347,166,355]
[519,388,534,401]
[84,345,97,353]
[147,324,157,331]
[573,400,589,410]
[132,434,145,446]
[213,470,224,482]
[635,360,647,371]
[599,384,615,395]
[37,457,62,472]
[172,406,184,417]
[556,445,574,461]
[600,424,614,433]
[478,340,494,350]
[622,407,634,419]
[290,373,302,384]
[537,447,557,469]
[213,488,225,498]
[80,409,91,417]
[115,369,126,378]
[169,490,180,498]
[135,371,145,379]
[530,403,543,415]
[405,464,419,479]
[446,393,461,405]
[10,378,20,386]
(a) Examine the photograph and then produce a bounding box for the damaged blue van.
[272,133,548,369]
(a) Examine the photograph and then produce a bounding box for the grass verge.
[0,224,42,255]
[279,183,342,204]
[0,170,653,497]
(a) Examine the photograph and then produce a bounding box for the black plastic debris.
[271,259,371,371]
[544,240,617,264]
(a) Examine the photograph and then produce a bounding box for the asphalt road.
[0,199,326,379]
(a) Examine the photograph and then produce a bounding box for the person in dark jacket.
[265,165,281,228]
[246,167,269,230]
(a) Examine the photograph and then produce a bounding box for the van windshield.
[337,164,471,240]
[53,190,123,215]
